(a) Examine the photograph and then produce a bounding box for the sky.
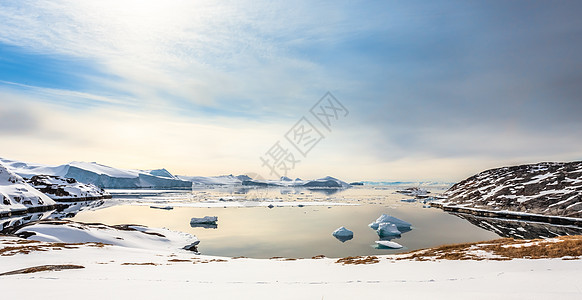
[0,0,581,182]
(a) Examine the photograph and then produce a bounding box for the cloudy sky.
[0,0,581,182]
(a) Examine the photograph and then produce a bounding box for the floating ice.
[190,216,218,224]
[332,226,354,243]
[369,214,412,230]
[375,240,403,249]
[332,226,353,237]
[377,223,401,236]
[150,205,174,210]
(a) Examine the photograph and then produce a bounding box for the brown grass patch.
[336,256,380,265]
[167,259,191,262]
[0,241,106,256]
[311,255,326,259]
[399,235,582,261]
[0,264,84,276]
[121,262,159,266]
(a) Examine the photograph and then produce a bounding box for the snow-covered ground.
[1,228,581,299]
[0,162,56,215]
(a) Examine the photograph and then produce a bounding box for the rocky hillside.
[439,161,582,218]
[27,175,111,201]
[0,163,56,216]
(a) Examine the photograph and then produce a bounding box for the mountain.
[1,157,351,190]
[176,174,251,185]
[0,162,56,216]
[438,161,582,218]
[0,158,192,189]
[242,176,350,188]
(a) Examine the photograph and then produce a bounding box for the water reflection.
[0,200,107,234]
[333,235,353,243]
[453,213,582,239]
[190,223,218,229]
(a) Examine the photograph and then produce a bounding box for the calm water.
[68,186,501,258]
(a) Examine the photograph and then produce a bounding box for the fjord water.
[69,186,500,258]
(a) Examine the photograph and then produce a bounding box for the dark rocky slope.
[436,161,582,218]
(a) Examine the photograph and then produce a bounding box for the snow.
[332,226,354,237]
[243,176,350,188]
[1,235,581,299]
[190,216,218,224]
[0,162,56,214]
[14,222,198,251]
[375,240,403,249]
[177,174,248,185]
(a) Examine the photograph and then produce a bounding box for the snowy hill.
[0,158,192,189]
[177,174,251,185]
[27,175,111,201]
[242,176,350,188]
[438,161,582,218]
[0,162,56,216]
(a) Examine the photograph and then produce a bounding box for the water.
[67,186,502,258]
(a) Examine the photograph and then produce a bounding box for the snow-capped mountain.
[176,174,252,185]
[0,162,56,215]
[1,157,351,190]
[0,158,192,189]
[242,176,350,188]
[439,161,582,218]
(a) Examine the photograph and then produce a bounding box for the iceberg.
[375,240,403,249]
[0,158,192,189]
[368,214,412,230]
[396,187,430,197]
[332,226,354,243]
[376,223,401,236]
[190,216,218,225]
[150,205,173,210]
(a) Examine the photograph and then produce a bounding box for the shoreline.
[430,202,582,227]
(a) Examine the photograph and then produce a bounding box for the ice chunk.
[375,240,403,249]
[332,226,353,237]
[377,223,401,236]
[190,216,218,224]
[332,226,354,243]
[150,205,173,210]
[369,214,412,230]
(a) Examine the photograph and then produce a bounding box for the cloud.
[1,1,581,181]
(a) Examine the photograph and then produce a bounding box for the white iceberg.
[190,216,218,224]
[375,240,403,249]
[376,223,401,236]
[369,214,412,230]
[0,158,192,189]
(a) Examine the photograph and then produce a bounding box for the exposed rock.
[27,175,111,201]
[439,161,582,218]
[452,213,582,239]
